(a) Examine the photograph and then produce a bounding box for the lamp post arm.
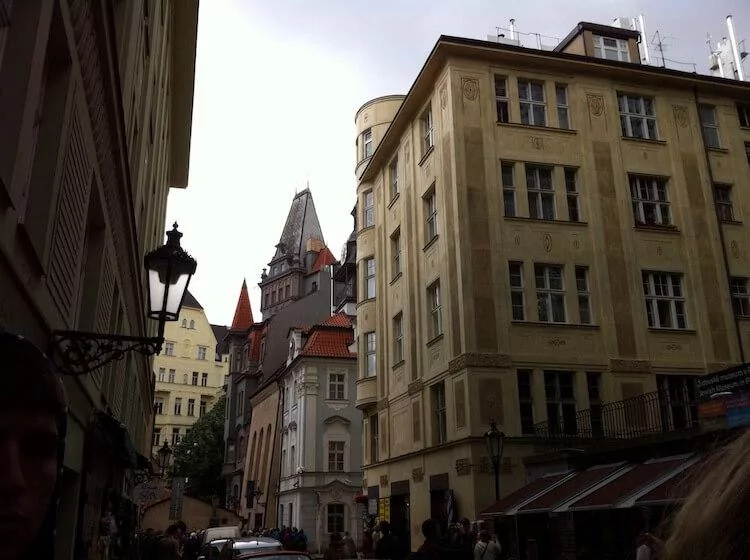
[51,330,164,376]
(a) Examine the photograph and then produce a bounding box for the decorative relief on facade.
[514,232,521,246]
[548,337,567,347]
[461,77,479,101]
[412,467,424,483]
[430,347,441,364]
[656,245,663,256]
[478,379,504,423]
[573,238,580,250]
[379,475,388,488]
[377,398,389,412]
[665,343,682,351]
[672,105,689,128]
[440,85,448,109]
[609,359,652,373]
[449,353,512,373]
[331,486,342,501]
[586,94,605,118]
[529,136,544,150]
[731,240,740,259]
[408,380,424,395]
[363,112,370,123]
[456,458,472,476]
[543,233,552,253]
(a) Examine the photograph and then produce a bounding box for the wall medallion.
[672,105,689,128]
[586,94,605,118]
[462,77,479,101]
[412,467,424,483]
[573,237,580,250]
[548,337,566,347]
[656,245,663,256]
[514,232,521,246]
[665,343,681,351]
[543,233,552,252]
[529,136,544,150]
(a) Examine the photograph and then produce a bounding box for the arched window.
[182,319,187,327]
[189,319,195,329]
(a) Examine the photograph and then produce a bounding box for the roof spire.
[230,279,254,330]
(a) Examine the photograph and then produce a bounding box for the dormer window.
[592,35,630,62]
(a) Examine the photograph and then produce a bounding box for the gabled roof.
[272,189,324,263]
[320,313,352,328]
[211,324,229,355]
[230,280,254,331]
[310,246,337,273]
[298,313,355,359]
[182,290,203,310]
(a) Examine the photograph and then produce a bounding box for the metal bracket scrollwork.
[131,468,152,486]
[51,330,164,376]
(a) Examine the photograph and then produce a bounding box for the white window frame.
[171,428,181,446]
[391,229,401,279]
[201,372,208,386]
[421,104,434,154]
[518,79,547,126]
[199,399,207,416]
[714,183,734,222]
[495,75,509,123]
[328,372,345,400]
[642,271,688,329]
[618,93,658,139]
[630,175,671,226]
[363,128,373,158]
[593,35,631,62]
[738,104,750,128]
[501,162,516,217]
[425,188,438,241]
[187,398,196,417]
[535,264,566,323]
[165,342,174,356]
[327,503,345,534]
[158,367,165,382]
[731,277,750,317]
[556,84,570,129]
[699,104,721,148]
[197,346,207,360]
[174,397,182,415]
[364,332,377,378]
[393,313,404,364]
[389,156,399,199]
[154,397,164,415]
[152,427,162,447]
[363,190,374,228]
[168,369,175,383]
[327,440,345,472]
[526,165,555,220]
[509,262,525,321]
[432,382,447,445]
[565,167,580,222]
[575,266,591,325]
[428,281,443,338]
[364,257,376,299]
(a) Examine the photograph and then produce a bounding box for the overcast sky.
[165,0,749,326]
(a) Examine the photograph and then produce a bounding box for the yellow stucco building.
[354,21,750,549]
[153,291,229,450]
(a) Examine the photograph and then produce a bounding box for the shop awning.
[94,410,138,468]
[517,463,627,514]
[479,471,574,517]
[632,457,704,507]
[558,455,694,512]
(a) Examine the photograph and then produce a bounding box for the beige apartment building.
[0,1,198,558]
[153,292,229,450]
[354,21,750,549]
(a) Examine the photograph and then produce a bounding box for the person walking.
[473,530,501,560]
[411,519,452,560]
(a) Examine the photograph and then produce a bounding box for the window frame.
[642,271,688,329]
[389,156,399,199]
[618,93,658,140]
[575,266,591,325]
[363,190,374,228]
[501,162,516,217]
[393,313,404,364]
[509,262,525,321]
[363,128,373,158]
[165,342,174,356]
[517,369,535,435]
[495,75,509,123]
[424,188,438,241]
[364,331,377,378]
[370,414,379,463]
[421,104,434,155]
[518,79,547,127]
[187,398,196,416]
[328,372,346,400]
[327,440,346,472]
[154,397,164,415]
[699,104,721,148]
[556,84,571,129]
[391,229,401,279]
[364,257,376,299]
[535,264,566,323]
[168,369,175,383]
[714,183,735,222]
[629,175,672,227]
[201,372,208,386]
[327,503,345,534]
[730,277,750,317]
[736,104,750,128]
[564,167,580,222]
[593,35,631,62]
[526,165,555,221]
[428,280,443,339]
[432,382,447,445]
[174,397,182,415]
[544,370,577,435]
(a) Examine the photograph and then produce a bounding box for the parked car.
[198,537,283,560]
[237,553,312,560]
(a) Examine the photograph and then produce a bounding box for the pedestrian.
[473,530,501,560]
[155,524,182,560]
[325,533,346,560]
[0,332,68,560]
[375,521,403,560]
[343,531,356,557]
[411,519,451,560]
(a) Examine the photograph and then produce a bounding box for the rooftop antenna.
[651,30,668,68]
[726,14,746,81]
[509,18,516,41]
[638,14,651,64]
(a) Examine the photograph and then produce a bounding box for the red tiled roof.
[566,456,691,511]
[298,315,355,359]
[634,458,705,506]
[230,280,254,331]
[320,313,352,328]
[518,463,626,514]
[310,246,337,272]
[480,472,572,517]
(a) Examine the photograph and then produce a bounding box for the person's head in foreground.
[0,332,67,560]
[664,428,750,559]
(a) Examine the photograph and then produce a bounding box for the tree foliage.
[171,394,226,499]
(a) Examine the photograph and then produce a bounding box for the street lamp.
[50,223,197,376]
[484,418,506,502]
[156,440,173,476]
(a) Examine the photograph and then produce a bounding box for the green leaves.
[171,394,226,498]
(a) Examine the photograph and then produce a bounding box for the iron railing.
[533,387,700,447]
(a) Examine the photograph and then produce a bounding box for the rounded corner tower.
[354,94,405,180]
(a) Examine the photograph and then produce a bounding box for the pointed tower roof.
[272,189,324,263]
[230,280,254,331]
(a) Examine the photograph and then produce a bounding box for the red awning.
[517,463,627,514]
[479,471,573,517]
[633,458,705,506]
[560,455,693,512]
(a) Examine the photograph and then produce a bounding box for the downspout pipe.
[693,86,746,363]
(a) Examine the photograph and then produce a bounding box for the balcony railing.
[534,388,700,448]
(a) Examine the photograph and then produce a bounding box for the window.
[517,370,534,435]
[593,35,630,62]
[495,76,509,123]
[290,445,296,473]
[363,128,373,158]
[152,428,161,447]
[509,262,525,321]
[587,372,604,437]
[327,441,345,472]
[535,264,566,323]
[158,367,165,382]
[714,184,734,221]
[183,374,188,385]
[181,319,187,328]
[526,165,555,220]
[171,428,181,446]
[737,104,750,128]
[630,175,671,226]
[746,142,750,165]
[370,414,379,463]
[328,372,345,400]
[189,320,195,329]
[432,382,447,445]
[393,313,404,364]
[197,346,207,360]
[425,189,438,240]
[168,369,175,383]
[154,397,164,415]
[501,162,515,217]
[657,375,698,432]
[282,449,287,476]
[556,85,570,129]
[731,278,750,317]
[174,398,182,415]
[618,94,658,139]
[327,504,345,534]
[642,271,687,329]
[363,190,374,228]
[165,342,174,356]
[544,371,576,435]
[201,372,208,386]
[187,398,196,416]
[237,390,244,417]
[428,281,443,338]
[518,80,546,126]
[364,257,376,299]
[192,372,199,385]
[199,399,208,417]
[391,230,401,279]
[389,156,399,199]
[564,168,580,222]
[699,104,721,148]
[364,332,377,378]
[576,266,591,324]
[421,104,434,154]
